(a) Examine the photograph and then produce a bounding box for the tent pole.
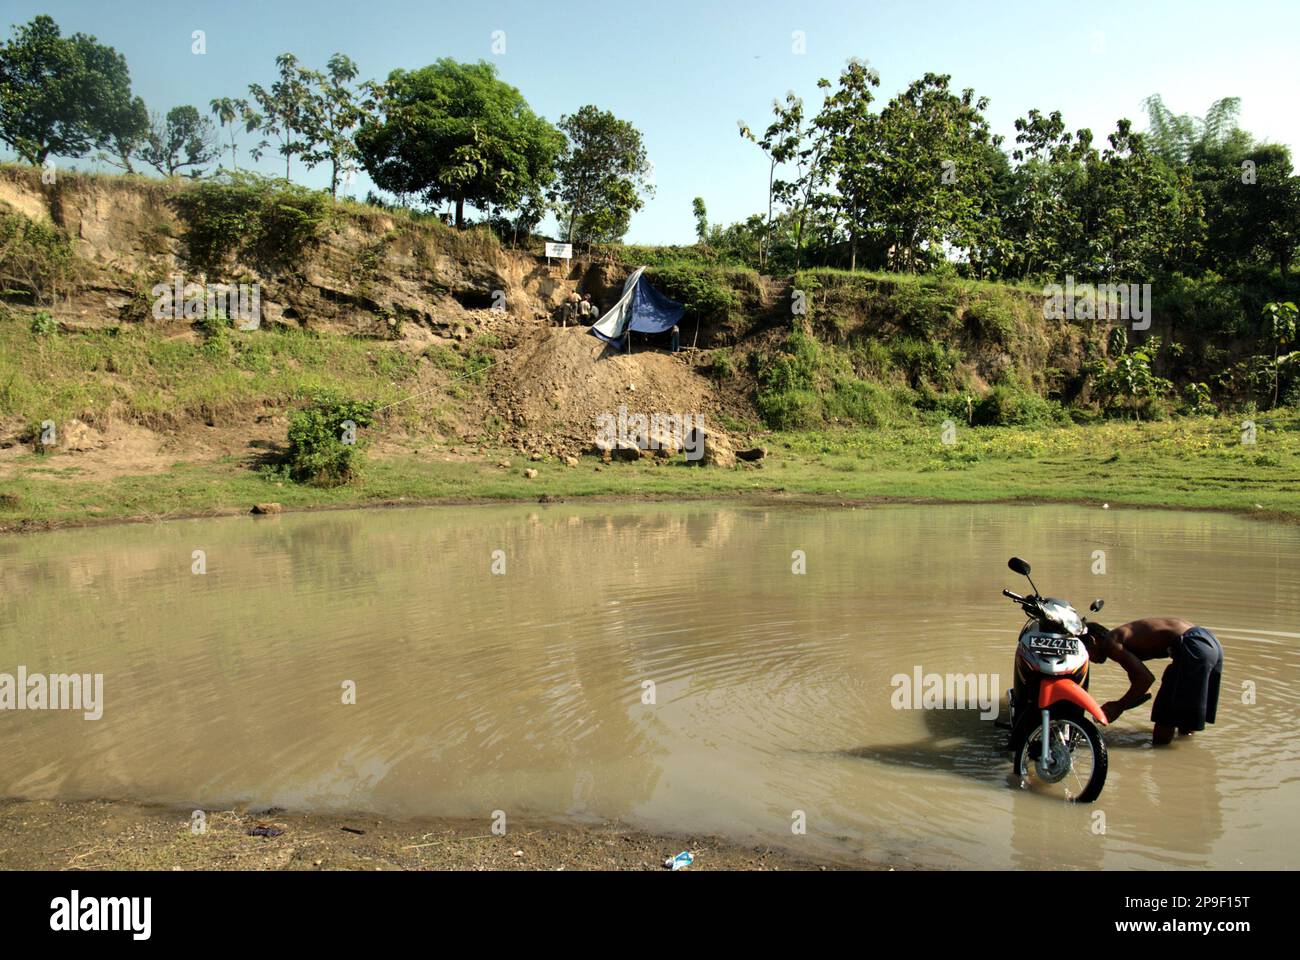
[692,319,700,351]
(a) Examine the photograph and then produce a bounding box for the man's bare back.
[1108,618,1196,661]
[1084,617,1222,745]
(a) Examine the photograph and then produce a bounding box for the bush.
[645,264,747,328]
[889,276,960,337]
[701,348,734,381]
[285,393,376,486]
[964,296,1019,347]
[30,310,57,336]
[175,172,329,274]
[891,337,963,390]
[972,384,1067,426]
[824,378,897,427]
[755,329,907,429]
[0,210,80,304]
[757,388,822,430]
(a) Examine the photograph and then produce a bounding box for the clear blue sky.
[6,0,1299,243]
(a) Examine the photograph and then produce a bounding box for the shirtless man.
[1082,618,1224,745]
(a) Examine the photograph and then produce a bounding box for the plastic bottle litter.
[663,850,694,871]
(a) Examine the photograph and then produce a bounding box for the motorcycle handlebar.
[1003,589,1040,613]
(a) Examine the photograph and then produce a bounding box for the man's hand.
[1102,700,1124,723]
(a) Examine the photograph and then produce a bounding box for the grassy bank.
[4,412,1298,532]
[0,320,444,435]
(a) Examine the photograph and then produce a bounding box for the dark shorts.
[1151,626,1223,731]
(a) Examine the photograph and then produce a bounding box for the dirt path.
[0,798,868,871]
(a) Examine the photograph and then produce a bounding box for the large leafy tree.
[552,104,652,243]
[999,112,1192,280]
[1213,146,1300,278]
[138,105,219,177]
[357,59,562,227]
[0,15,143,166]
[860,73,1001,272]
[814,58,880,271]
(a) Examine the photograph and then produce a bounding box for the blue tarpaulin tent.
[589,267,684,350]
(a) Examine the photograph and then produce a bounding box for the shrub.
[175,172,329,274]
[755,329,906,429]
[0,210,80,304]
[1180,381,1216,417]
[645,264,745,327]
[972,384,1067,426]
[285,393,376,486]
[891,337,963,390]
[757,388,821,430]
[964,296,1019,347]
[889,276,960,337]
[30,310,57,336]
[702,348,734,381]
[824,378,897,427]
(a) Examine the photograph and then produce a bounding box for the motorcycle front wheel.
[1012,707,1108,803]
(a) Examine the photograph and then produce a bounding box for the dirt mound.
[490,325,722,457]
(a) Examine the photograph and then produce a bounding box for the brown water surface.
[1,502,1296,868]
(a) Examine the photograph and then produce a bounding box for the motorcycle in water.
[1000,557,1110,802]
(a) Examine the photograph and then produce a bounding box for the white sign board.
[544,242,573,260]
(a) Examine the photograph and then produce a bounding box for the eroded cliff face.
[0,165,1119,481]
[0,165,607,342]
[0,167,735,474]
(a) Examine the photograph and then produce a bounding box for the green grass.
[0,321,435,433]
[4,412,1298,531]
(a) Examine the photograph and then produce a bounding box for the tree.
[738,105,798,270]
[813,58,880,271]
[356,59,562,227]
[1084,120,1187,279]
[299,53,365,198]
[1090,336,1172,420]
[209,97,258,171]
[99,95,149,173]
[1142,94,1243,166]
[552,105,652,243]
[860,73,1000,272]
[1263,301,1298,408]
[138,105,219,177]
[692,197,709,243]
[1001,111,1190,280]
[248,53,312,181]
[0,15,143,165]
[765,92,829,271]
[1250,167,1300,279]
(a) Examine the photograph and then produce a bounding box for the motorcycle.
[1000,556,1110,802]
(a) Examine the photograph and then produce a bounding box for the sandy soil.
[0,798,860,871]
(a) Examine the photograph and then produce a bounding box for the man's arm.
[1101,645,1155,722]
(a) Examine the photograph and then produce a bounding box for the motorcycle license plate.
[1028,635,1077,655]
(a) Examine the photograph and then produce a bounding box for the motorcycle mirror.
[1090,599,1105,612]
[1008,557,1031,576]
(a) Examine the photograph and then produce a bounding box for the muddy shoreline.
[0,798,867,871]
[2,486,1292,538]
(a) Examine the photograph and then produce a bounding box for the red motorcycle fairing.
[1036,677,1108,725]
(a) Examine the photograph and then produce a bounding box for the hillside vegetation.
[2,167,1299,528]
